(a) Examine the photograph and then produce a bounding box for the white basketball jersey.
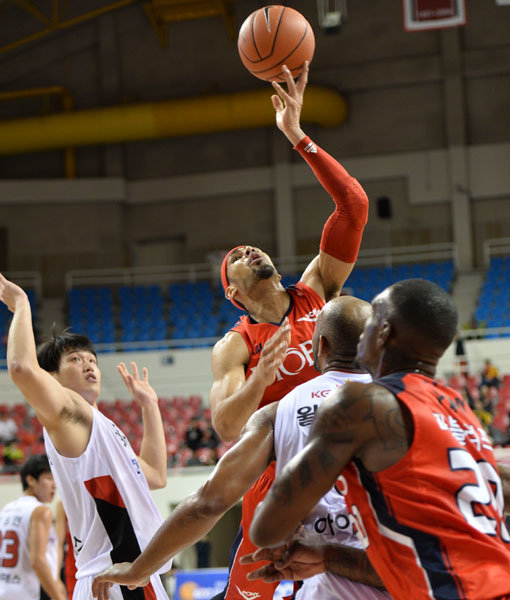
[0,495,58,600]
[43,407,171,596]
[275,370,389,600]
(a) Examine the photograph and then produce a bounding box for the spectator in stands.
[0,406,18,443]
[481,358,501,390]
[2,440,24,471]
[202,425,220,461]
[185,417,204,452]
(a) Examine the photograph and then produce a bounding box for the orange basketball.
[237,5,315,82]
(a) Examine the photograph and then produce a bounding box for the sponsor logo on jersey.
[314,512,351,535]
[304,141,318,154]
[296,308,320,322]
[235,586,261,599]
[249,340,315,382]
[252,343,263,356]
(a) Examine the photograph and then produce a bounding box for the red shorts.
[224,462,280,600]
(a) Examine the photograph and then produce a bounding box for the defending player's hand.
[91,562,150,600]
[240,540,327,583]
[0,272,29,313]
[117,362,158,409]
[252,318,291,388]
[271,61,309,139]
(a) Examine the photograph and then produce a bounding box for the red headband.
[221,246,246,311]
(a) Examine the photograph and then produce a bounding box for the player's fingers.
[271,94,283,112]
[117,362,127,377]
[296,61,309,94]
[131,361,140,380]
[271,80,292,105]
[142,366,149,382]
[282,64,297,94]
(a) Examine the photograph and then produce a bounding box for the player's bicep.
[11,365,76,429]
[209,333,249,410]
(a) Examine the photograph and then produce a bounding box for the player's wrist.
[285,127,306,147]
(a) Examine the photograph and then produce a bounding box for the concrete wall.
[0,1,509,288]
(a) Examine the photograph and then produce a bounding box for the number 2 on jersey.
[449,447,510,543]
[0,530,20,567]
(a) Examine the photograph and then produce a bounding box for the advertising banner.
[403,0,466,30]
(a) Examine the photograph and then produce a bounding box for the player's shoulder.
[30,503,53,524]
[326,380,398,414]
[212,329,250,364]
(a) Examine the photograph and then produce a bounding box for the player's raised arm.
[272,63,369,301]
[117,362,167,490]
[210,321,290,441]
[92,405,277,600]
[0,273,87,434]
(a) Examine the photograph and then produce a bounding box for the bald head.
[313,296,372,371]
[384,278,458,354]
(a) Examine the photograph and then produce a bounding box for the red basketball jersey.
[339,372,510,600]
[230,281,324,408]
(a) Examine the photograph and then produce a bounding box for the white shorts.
[73,573,169,600]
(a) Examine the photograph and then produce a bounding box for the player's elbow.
[147,468,167,490]
[8,361,37,384]
[249,520,277,548]
[211,416,239,443]
[150,473,167,490]
[196,483,233,518]
[30,555,47,574]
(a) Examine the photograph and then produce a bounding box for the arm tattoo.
[270,474,293,506]
[298,459,313,488]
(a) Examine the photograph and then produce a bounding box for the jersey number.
[449,448,510,542]
[0,530,20,567]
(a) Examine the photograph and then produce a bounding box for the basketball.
[237,5,315,82]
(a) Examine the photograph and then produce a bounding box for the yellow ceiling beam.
[0,0,138,54]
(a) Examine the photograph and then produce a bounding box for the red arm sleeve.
[295,136,369,263]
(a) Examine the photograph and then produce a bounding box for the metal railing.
[483,237,510,267]
[65,242,458,290]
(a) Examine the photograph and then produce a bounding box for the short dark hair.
[37,330,97,373]
[20,454,51,490]
[388,279,458,350]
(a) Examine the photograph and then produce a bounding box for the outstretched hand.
[117,362,158,409]
[253,318,291,388]
[240,540,327,583]
[271,62,309,145]
[0,272,28,313]
[92,562,150,600]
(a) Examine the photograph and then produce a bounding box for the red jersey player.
[250,279,510,600]
[209,62,370,600]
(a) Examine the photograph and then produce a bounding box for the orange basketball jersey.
[231,281,324,408]
[339,372,510,600]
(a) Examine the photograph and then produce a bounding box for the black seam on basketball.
[250,24,309,74]
[241,6,287,64]
[251,12,263,61]
[269,6,286,60]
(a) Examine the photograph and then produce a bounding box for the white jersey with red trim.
[43,408,170,599]
[274,370,389,600]
[0,495,58,600]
